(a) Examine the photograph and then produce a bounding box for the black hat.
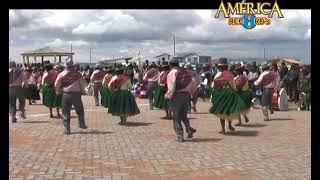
[217,57,228,66]
[9,61,16,67]
[169,58,179,64]
[234,63,242,70]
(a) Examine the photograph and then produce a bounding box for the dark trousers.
[93,82,102,105]
[9,86,25,119]
[147,82,157,106]
[261,88,273,119]
[170,92,193,138]
[62,92,86,130]
[188,90,199,111]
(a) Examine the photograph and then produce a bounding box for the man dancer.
[55,60,87,135]
[9,61,27,123]
[187,65,201,113]
[165,59,197,142]
[90,64,105,106]
[143,64,159,110]
[254,62,279,121]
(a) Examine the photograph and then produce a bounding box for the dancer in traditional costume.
[187,65,202,113]
[234,65,252,126]
[26,67,41,105]
[153,64,172,119]
[108,67,140,125]
[254,62,279,121]
[101,68,115,109]
[143,64,159,110]
[90,64,105,106]
[209,58,248,134]
[55,60,87,135]
[42,64,61,118]
[9,61,27,123]
[165,59,197,142]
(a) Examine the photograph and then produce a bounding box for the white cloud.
[9,10,311,63]
[46,38,89,48]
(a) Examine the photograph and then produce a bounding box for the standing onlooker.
[286,64,299,102]
[297,65,311,110]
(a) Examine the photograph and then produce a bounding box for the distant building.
[99,57,134,66]
[153,53,171,62]
[172,53,211,65]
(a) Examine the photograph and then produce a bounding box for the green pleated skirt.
[209,88,248,120]
[108,90,140,117]
[101,86,112,108]
[153,85,169,110]
[42,84,61,108]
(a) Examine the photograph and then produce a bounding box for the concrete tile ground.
[9,96,311,180]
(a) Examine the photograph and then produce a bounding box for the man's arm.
[254,72,266,87]
[164,70,177,100]
[54,73,63,95]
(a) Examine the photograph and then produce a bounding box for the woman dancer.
[209,58,248,134]
[234,65,252,126]
[108,67,140,125]
[42,64,61,118]
[101,68,115,109]
[153,64,172,119]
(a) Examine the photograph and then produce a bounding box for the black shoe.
[11,118,17,123]
[79,125,88,129]
[187,129,196,139]
[192,107,197,112]
[20,112,26,119]
[64,128,71,135]
[176,137,185,142]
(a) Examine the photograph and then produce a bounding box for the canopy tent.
[267,58,302,66]
[21,46,74,65]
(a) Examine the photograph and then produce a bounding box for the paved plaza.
[9,96,311,180]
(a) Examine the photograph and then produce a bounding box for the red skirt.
[271,91,279,110]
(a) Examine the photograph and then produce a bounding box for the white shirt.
[202,78,208,86]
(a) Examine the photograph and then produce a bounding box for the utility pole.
[90,48,92,64]
[71,43,73,53]
[174,35,176,55]
[263,47,266,60]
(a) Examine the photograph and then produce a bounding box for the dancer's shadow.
[192,112,210,115]
[240,123,267,128]
[187,117,197,120]
[225,130,259,137]
[23,121,49,123]
[72,130,114,135]
[270,118,294,121]
[123,122,153,127]
[188,138,222,143]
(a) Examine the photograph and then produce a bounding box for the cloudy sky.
[9,10,311,64]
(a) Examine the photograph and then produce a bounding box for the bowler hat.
[260,62,269,69]
[65,59,74,68]
[9,61,16,67]
[217,57,228,66]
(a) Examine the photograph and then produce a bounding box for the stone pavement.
[9,96,311,180]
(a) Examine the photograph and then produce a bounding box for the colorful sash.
[175,68,193,90]
[146,68,158,79]
[109,75,129,91]
[159,70,170,85]
[235,75,247,90]
[213,70,234,88]
[62,70,82,87]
